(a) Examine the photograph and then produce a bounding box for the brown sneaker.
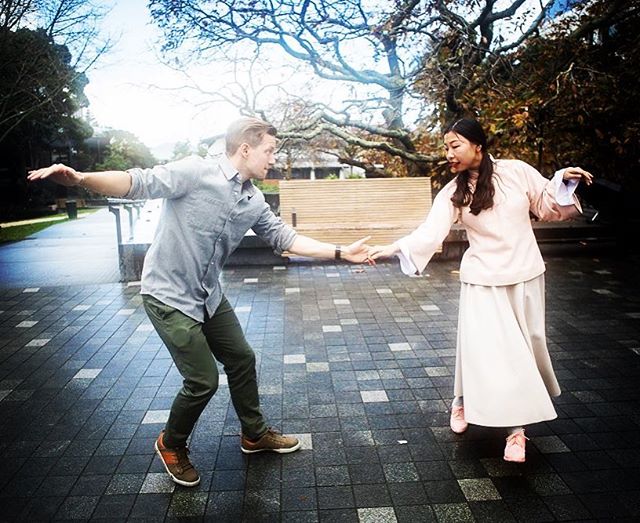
[154,430,200,487]
[241,428,301,454]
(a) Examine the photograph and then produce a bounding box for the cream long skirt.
[454,274,561,427]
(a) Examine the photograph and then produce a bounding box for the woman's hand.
[563,166,593,186]
[366,243,400,265]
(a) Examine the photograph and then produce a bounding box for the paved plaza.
[0,214,639,521]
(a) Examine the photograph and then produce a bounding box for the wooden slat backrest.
[279,178,432,244]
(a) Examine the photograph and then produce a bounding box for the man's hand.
[28,163,83,187]
[342,236,372,263]
[563,166,593,186]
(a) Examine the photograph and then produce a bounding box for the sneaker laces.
[173,446,194,473]
[506,430,529,447]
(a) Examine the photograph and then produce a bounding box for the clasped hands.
[344,237,398,265]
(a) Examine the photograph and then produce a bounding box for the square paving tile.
[0,255,638,522]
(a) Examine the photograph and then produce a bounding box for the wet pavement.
[0,213,639,521]
[0,209,120,289]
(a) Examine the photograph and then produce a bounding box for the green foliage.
[437,0,639,187]
[325,173,339,180]
[253,180,279,193]
[95,130,157,170]
[0,220,63,243]
[0,27,90,145]
[172,141,193,161]
[0,26,94,214]
[0,208,98,243]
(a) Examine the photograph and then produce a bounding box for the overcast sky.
[84,1,239,159]
[83,0,562,159]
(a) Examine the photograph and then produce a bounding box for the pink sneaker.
[449,405,468,434]
[504,429,528,463]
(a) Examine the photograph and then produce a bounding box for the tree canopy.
[0,0,110,217]
[452,0,639,185]
[148,0,562,175]
[0,27,90,145]
[148,0,637,184]
[94,130,157,171]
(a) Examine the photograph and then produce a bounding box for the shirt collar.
[218,154,257,197]
[219,154,239,181]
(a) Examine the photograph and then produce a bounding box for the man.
[28,117,370,487]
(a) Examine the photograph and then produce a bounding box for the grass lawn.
[0,209,99,243]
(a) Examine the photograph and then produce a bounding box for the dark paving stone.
[395,504,437,522]
[282,511,319,522]
[317,486,355,510]
[0,252,639,521]
[0,497,30,520]
[167,490,208,518]
[423,479,466,503]
[20,495,65,520]
[91,494,136,520]
[129,492,171,519]
[468,500,517,522]
[578,491,633,519]
[352,483,392,508]
[541,494,591,521]
[388,481,429,505]
[503,496,555,522]
[281,487,317,512]
[206,489,244,516]
[55,495,100,519]
[318,508,358,522]
[244,488,281,514]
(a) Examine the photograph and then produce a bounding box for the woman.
[367,117,592,462]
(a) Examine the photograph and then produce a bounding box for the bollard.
[66,200,78,220]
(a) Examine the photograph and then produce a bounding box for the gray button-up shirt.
[125,154,297,322]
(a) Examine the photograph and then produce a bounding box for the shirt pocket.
[183,193,227,234]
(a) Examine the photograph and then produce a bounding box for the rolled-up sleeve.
[125,156,202,200]
[251,203,298,255]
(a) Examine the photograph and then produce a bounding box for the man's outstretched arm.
[288,235,371,263]
[27,163,132,197]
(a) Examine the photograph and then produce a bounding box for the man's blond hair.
[225,117,277,155]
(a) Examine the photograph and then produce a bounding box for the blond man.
[28,117,370,486]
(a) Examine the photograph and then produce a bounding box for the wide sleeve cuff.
[553,169,580,206]
[396,240,421,277]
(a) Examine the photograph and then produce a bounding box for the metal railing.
[107,198,146,243]
[107,198,147,281]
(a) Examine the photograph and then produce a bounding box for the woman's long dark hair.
[445,118,495,216]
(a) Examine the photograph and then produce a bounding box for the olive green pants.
[142,294,268,447]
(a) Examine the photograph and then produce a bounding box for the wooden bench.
[279,178,432,245]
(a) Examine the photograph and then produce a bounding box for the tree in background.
[171,141,193,162]
[452,0,638,187]
[0,27,93,215]
[94,130,157,171]
[0,0,110,218]
[148,0,558,177]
